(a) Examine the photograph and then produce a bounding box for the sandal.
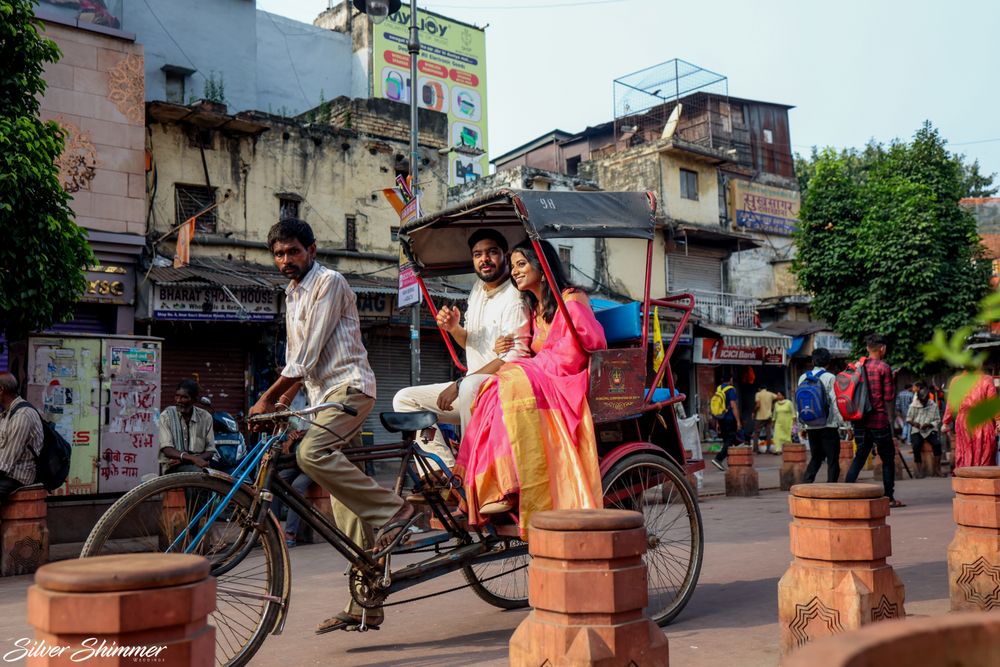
[889,499,907,508]
[284,531,297,548]
[315,611,383,635]
[372,505,421,557]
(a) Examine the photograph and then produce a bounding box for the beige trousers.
[295,383,404,616]
[391,374,491,469]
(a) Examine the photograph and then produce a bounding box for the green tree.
[791,123,991,371]
[0,0,93,340]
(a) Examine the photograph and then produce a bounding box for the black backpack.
[10,402,72,491]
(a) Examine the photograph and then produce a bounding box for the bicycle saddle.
[380,411,438,433]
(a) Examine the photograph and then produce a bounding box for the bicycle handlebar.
[248,400,358,422]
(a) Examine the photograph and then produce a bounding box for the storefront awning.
[698,323,792,348]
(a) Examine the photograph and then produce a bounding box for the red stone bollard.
[947,467,1000,611]
[777,483,905,655]
[160,488,188,550]
[872,446,904,481]
[297,482,333,543]
[780,444,807,491]
[26,553,215,666]
[725,445,759,497]
[837,440,854,482]
[0,486,49,577]
[509,509,668,666]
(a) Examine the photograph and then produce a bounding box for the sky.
[257,0,1000,179]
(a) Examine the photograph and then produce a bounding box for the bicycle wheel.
[81,472,285,667]
[601,453,703,625]
[462,536,530,609]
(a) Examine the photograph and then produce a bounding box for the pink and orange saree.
[454,290,607,536]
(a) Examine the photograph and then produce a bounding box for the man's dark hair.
[177,379,201,398]
[866,333,888,349]
[812,347,832,367]
[467,228,508,253]
[267,218,315,251]
[720,369,734,383]
[0,372,18,396]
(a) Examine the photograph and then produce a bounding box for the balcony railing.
[689,289,759,328]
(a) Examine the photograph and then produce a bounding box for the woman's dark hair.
[177,379,201,398]
[510,239,573,324]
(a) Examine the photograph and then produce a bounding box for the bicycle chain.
[348,562,529,609]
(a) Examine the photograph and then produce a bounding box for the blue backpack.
[796,370,830,427]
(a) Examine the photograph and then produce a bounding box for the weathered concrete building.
[142,96,460,437]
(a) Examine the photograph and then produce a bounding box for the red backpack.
[835,357,873,422]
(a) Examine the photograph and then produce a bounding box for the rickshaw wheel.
[462,536,530,609]
[601,452,703,626]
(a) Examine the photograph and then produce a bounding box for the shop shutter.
[160,340,248,417]
[45,304,116,335]
[667,252,724,293]
[0,335,7,372]
[363,327,458,444]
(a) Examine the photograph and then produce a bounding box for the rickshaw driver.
[393,229,530,473]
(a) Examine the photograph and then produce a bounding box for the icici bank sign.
[694,338,785,366]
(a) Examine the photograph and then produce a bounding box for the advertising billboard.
[372,4,488,186]
[730,180,800,236]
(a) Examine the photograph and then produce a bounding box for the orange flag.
[173,217,195,268]
[382,188,407,215]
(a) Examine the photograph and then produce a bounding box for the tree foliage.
[0,0,92,340]
[791,123,991,371]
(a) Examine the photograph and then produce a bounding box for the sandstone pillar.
[509,509,668,666]
[948,467,1000,611]
[780,444,807,491]
[27,553,215,666]
[777,483,905,655]
[0,486,49,577]
[725,445,759,497]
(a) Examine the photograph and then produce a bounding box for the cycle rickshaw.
[80,189,704,667]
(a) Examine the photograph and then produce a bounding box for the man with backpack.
[844,334,905,508]
[711,370,741,471]
[0,373,42,503]
[797,348,843,483]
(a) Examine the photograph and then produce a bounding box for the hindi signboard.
[730,181,800,236]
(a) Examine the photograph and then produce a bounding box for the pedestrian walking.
[798,348,843,483]
[845,334,905,508]
[711,370,741,471]
[896,382,915,444]
[752,385,778,454]
[771,389,795,454]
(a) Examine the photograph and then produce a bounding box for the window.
[763,129,774,144]
[390,226,400,242]
[719,102,732,134]
[165,72,186,104]
[680,169,699,201]
[278,197,300,221]
[565,156,581,176]
[345,215,357,251]
[175,184,217,233]
[558,245,572,272]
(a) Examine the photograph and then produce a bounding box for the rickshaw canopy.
[399,189,657,276]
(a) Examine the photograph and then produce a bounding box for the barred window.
[175,184,217,233]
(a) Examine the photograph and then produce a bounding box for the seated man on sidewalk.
[159,379,216,473]
[392,229,530,474]
[0,373,42,503]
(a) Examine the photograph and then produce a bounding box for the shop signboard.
[372,4,488,185]
[693,337,786,366]
[152,284,280,321]
[730,181,800,236]
[81,264,134,305]
[397,198,421,308]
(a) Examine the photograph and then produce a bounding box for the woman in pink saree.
[943,372,998,469]
[454,240,606,536]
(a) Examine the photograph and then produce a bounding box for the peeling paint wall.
[149,105,448,273]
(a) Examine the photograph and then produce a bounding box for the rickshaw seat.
[380,410,438,433]
[645,387,682,403]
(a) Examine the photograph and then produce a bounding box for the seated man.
[0,373,42,503]
[393,229,530,473]
[159,379,216,473]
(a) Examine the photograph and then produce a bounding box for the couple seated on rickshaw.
[394,229,607,535]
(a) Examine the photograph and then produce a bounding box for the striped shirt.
[158,406,216,466]
[0,398,41,485]
[282,262,376,405]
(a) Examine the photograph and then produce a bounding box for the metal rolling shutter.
[0,336,7,372]
[363,327,457,444]
[46,304,116,335]
[667,252,724,293]
[160,340,248,417]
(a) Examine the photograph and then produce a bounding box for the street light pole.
[407,1,421,386]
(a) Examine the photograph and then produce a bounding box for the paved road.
[0,461,954,666]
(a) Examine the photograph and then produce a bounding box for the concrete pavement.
[0,460,955,666]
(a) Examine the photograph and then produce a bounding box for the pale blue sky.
[258,0,1000,179]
